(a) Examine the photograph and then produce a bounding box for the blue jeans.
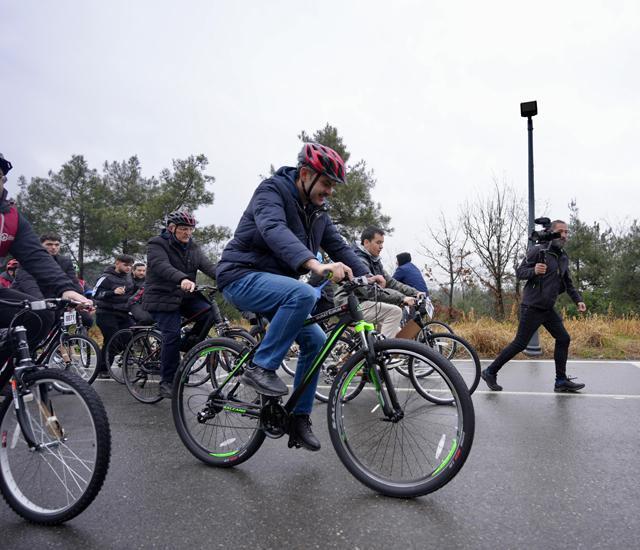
[223,272,326,414]
[152,297,211,384]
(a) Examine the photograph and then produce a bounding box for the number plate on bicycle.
[63,311,77,326]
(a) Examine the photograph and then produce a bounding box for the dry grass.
[449,315,640,360]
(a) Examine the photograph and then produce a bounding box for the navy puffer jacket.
[216,167,368,289]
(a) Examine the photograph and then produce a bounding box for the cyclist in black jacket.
[143,210,218,398]
[0,152,92,360]
[481,220,587,393]
[94,254,135,375]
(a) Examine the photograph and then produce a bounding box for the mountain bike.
[121,285,255,403]
[33,303,102,384]
[172,277,475,498]
[404,296,481,398]
[0,297,111,524]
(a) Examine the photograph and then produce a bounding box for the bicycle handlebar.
[0,297,89,311]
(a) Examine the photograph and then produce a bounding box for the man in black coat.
[481,220,587,393]
[143,210,217,398]
[94,254,135,375]
[0,152,91,365]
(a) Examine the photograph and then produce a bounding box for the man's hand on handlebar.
[181,279,196,292]
[304,258,353,283]
[403,296,416,307]
[367,274,386,288]
[61,290,94,311]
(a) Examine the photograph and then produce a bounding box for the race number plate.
[63,311,77,326]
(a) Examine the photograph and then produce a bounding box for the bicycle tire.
[327,338,474,498]
[0,369,111,524]
[173,338,266,467]
[414,332,481,396]
[122,329,163,404]
[104,328,134,384]
[46,334,102,384]
[424,321,454,335]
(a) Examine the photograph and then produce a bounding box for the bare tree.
[420,212,471,319]
[461,180,527,318]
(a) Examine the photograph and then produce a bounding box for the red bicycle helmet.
[166,210,197,227]
[297,143,346,185]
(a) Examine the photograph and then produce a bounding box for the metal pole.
[524,115,542,355]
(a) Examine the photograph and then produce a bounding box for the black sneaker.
[289,414,321,452]
[242,364,288,397]
[158,381,173,399]
[481,368,503,391]
[554,377,585,393]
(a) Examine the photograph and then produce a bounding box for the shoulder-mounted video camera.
[529,217,561,245]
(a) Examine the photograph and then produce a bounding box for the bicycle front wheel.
[46,334,102,384]
[123,329,163,404]
[0,369,111,524]
[415,332,481,396]
[327,338,474,498]
[173,338,266,467]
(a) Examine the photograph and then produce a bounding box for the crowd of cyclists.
[1,145,437,451]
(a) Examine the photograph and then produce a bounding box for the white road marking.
[474,390,640,399]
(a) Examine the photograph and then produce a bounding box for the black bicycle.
[407,297,481,398]
[0,297,111,524]
[120,285,255,403]
[172,277,475,498]
[33,302,102,384]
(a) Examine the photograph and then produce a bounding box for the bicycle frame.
[206,284,405,421]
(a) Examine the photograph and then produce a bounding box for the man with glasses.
[142,210,218,398]
[481,220,587,393]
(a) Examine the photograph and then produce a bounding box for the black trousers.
[487,305,571,379]
[96,310,133,370]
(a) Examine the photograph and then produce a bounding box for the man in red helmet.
[216,143,379,451]
[143,209,218,398]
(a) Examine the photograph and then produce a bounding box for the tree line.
[13,124,637,318]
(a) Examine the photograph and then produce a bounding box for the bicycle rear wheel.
[0,369,111,524]
[173,338,265,467]
[46,335,102,384]
[123,329,163,404]
[104,328,133,384]
[327,338,474,498]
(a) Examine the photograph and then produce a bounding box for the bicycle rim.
[123,331,163,403]
[417,333,480,395]
[47,336,101,384]
[0,370,111,524]
[173,338,265,467]
[328,339,474,497]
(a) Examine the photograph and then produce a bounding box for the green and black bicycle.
[172,277,474,498]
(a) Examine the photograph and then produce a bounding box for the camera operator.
[481,219,587,393]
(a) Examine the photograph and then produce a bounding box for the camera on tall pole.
[521,100,542,356]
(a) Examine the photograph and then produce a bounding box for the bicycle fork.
[361,331,404,422]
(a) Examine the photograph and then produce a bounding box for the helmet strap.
[302,171,322,203]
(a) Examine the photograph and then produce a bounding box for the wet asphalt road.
[2,360,640,549]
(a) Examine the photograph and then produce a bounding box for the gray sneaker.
[242,364,288,397]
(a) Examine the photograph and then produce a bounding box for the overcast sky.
[2,1,639,273]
